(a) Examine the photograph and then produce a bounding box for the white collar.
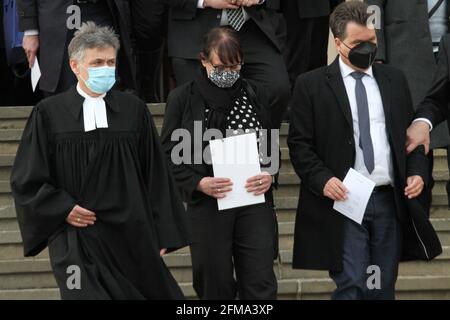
[339,56,374,79]
[76,83,109,132]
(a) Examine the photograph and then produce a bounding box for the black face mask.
[342,41,378,70]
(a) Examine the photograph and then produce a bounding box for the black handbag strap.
[429,0,445,19]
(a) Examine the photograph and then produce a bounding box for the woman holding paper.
[160,27,279,300]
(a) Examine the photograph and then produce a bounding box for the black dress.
[10,86,190,299]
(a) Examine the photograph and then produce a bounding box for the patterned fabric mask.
[208,67,241,88]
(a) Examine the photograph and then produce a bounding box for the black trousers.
[282,15,330,89]
[188,194,278,300]
[171,20,291,130]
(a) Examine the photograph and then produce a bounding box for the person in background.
[281,0,344,89]
[161,26,279,300]
[165,0,290,129]
[18,0,165,99]
[365,0,450,208]
[407,33,450,192]
[1,0,39,106]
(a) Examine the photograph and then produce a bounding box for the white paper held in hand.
[31,58,41,92]
[209,132,265,211]
[333,168,376,224]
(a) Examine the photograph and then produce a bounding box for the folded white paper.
[209,133,265,211]
[31,58,41,92]
[333,168,376,224]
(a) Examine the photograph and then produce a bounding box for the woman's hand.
[245,172,272,195]
[197,177,233,199]
[66,205,96,228]
[405,175,424,199]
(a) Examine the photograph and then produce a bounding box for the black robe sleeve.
[139,104,191,252]
[10,105,77,257]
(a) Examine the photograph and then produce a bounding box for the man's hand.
[323,177,348,201]
[160,248,167,257]
[405,176,424,199]
[245,171,272,195]
[66,205,96,228]
[203,0,239,9]
[22,35,40,68]
[235,0,261,6]
[406,121,431,155]
[197,177,233,199]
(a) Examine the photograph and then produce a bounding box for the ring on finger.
[77,218,80,223]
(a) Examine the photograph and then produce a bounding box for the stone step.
[0,104,166,120]
[2,173,450,200]
[1,219,450,262]
[0,124,449,157]
[278,247,450,280]
[2,201,450,228]
[275,206,450,222]
[0,190,449,216]
[1,245,449,286]
[2,165,450,187]
[1,219,449,244]
[0,288,61,300]
[2,175,450,211]
[1,123,449,168]
[0,275,449,300]
[272,194,450,211]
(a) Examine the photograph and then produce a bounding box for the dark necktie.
[227,8,246,31]
[351,72,375,174]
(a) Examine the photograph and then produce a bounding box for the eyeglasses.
[209,61,244,72]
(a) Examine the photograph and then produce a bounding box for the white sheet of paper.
[31,58,41,92]
[333,168,376,224]
[209,133,265,211]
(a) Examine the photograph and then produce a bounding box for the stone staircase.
[1,105,450,300]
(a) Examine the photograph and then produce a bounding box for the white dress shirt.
[339,57,394,186]
[197,0,265,26]
[76,83,109,132]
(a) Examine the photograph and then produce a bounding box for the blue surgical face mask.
[80,65,116,94]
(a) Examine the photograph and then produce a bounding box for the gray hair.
[68,22,120,62]
[330,1,371,40]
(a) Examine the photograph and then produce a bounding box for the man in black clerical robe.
[10,22,190,300]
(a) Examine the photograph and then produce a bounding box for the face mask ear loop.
[340,41,352,61]
[78,65,89,86]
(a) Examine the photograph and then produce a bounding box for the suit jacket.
[365,0,450,104]
[160,78,277,205]
[0,7,4,50]
[416,34,450,128]
[166,0,285,59]
[281,0,343,19]
[17,0,138,93]
[288,58,442,271]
